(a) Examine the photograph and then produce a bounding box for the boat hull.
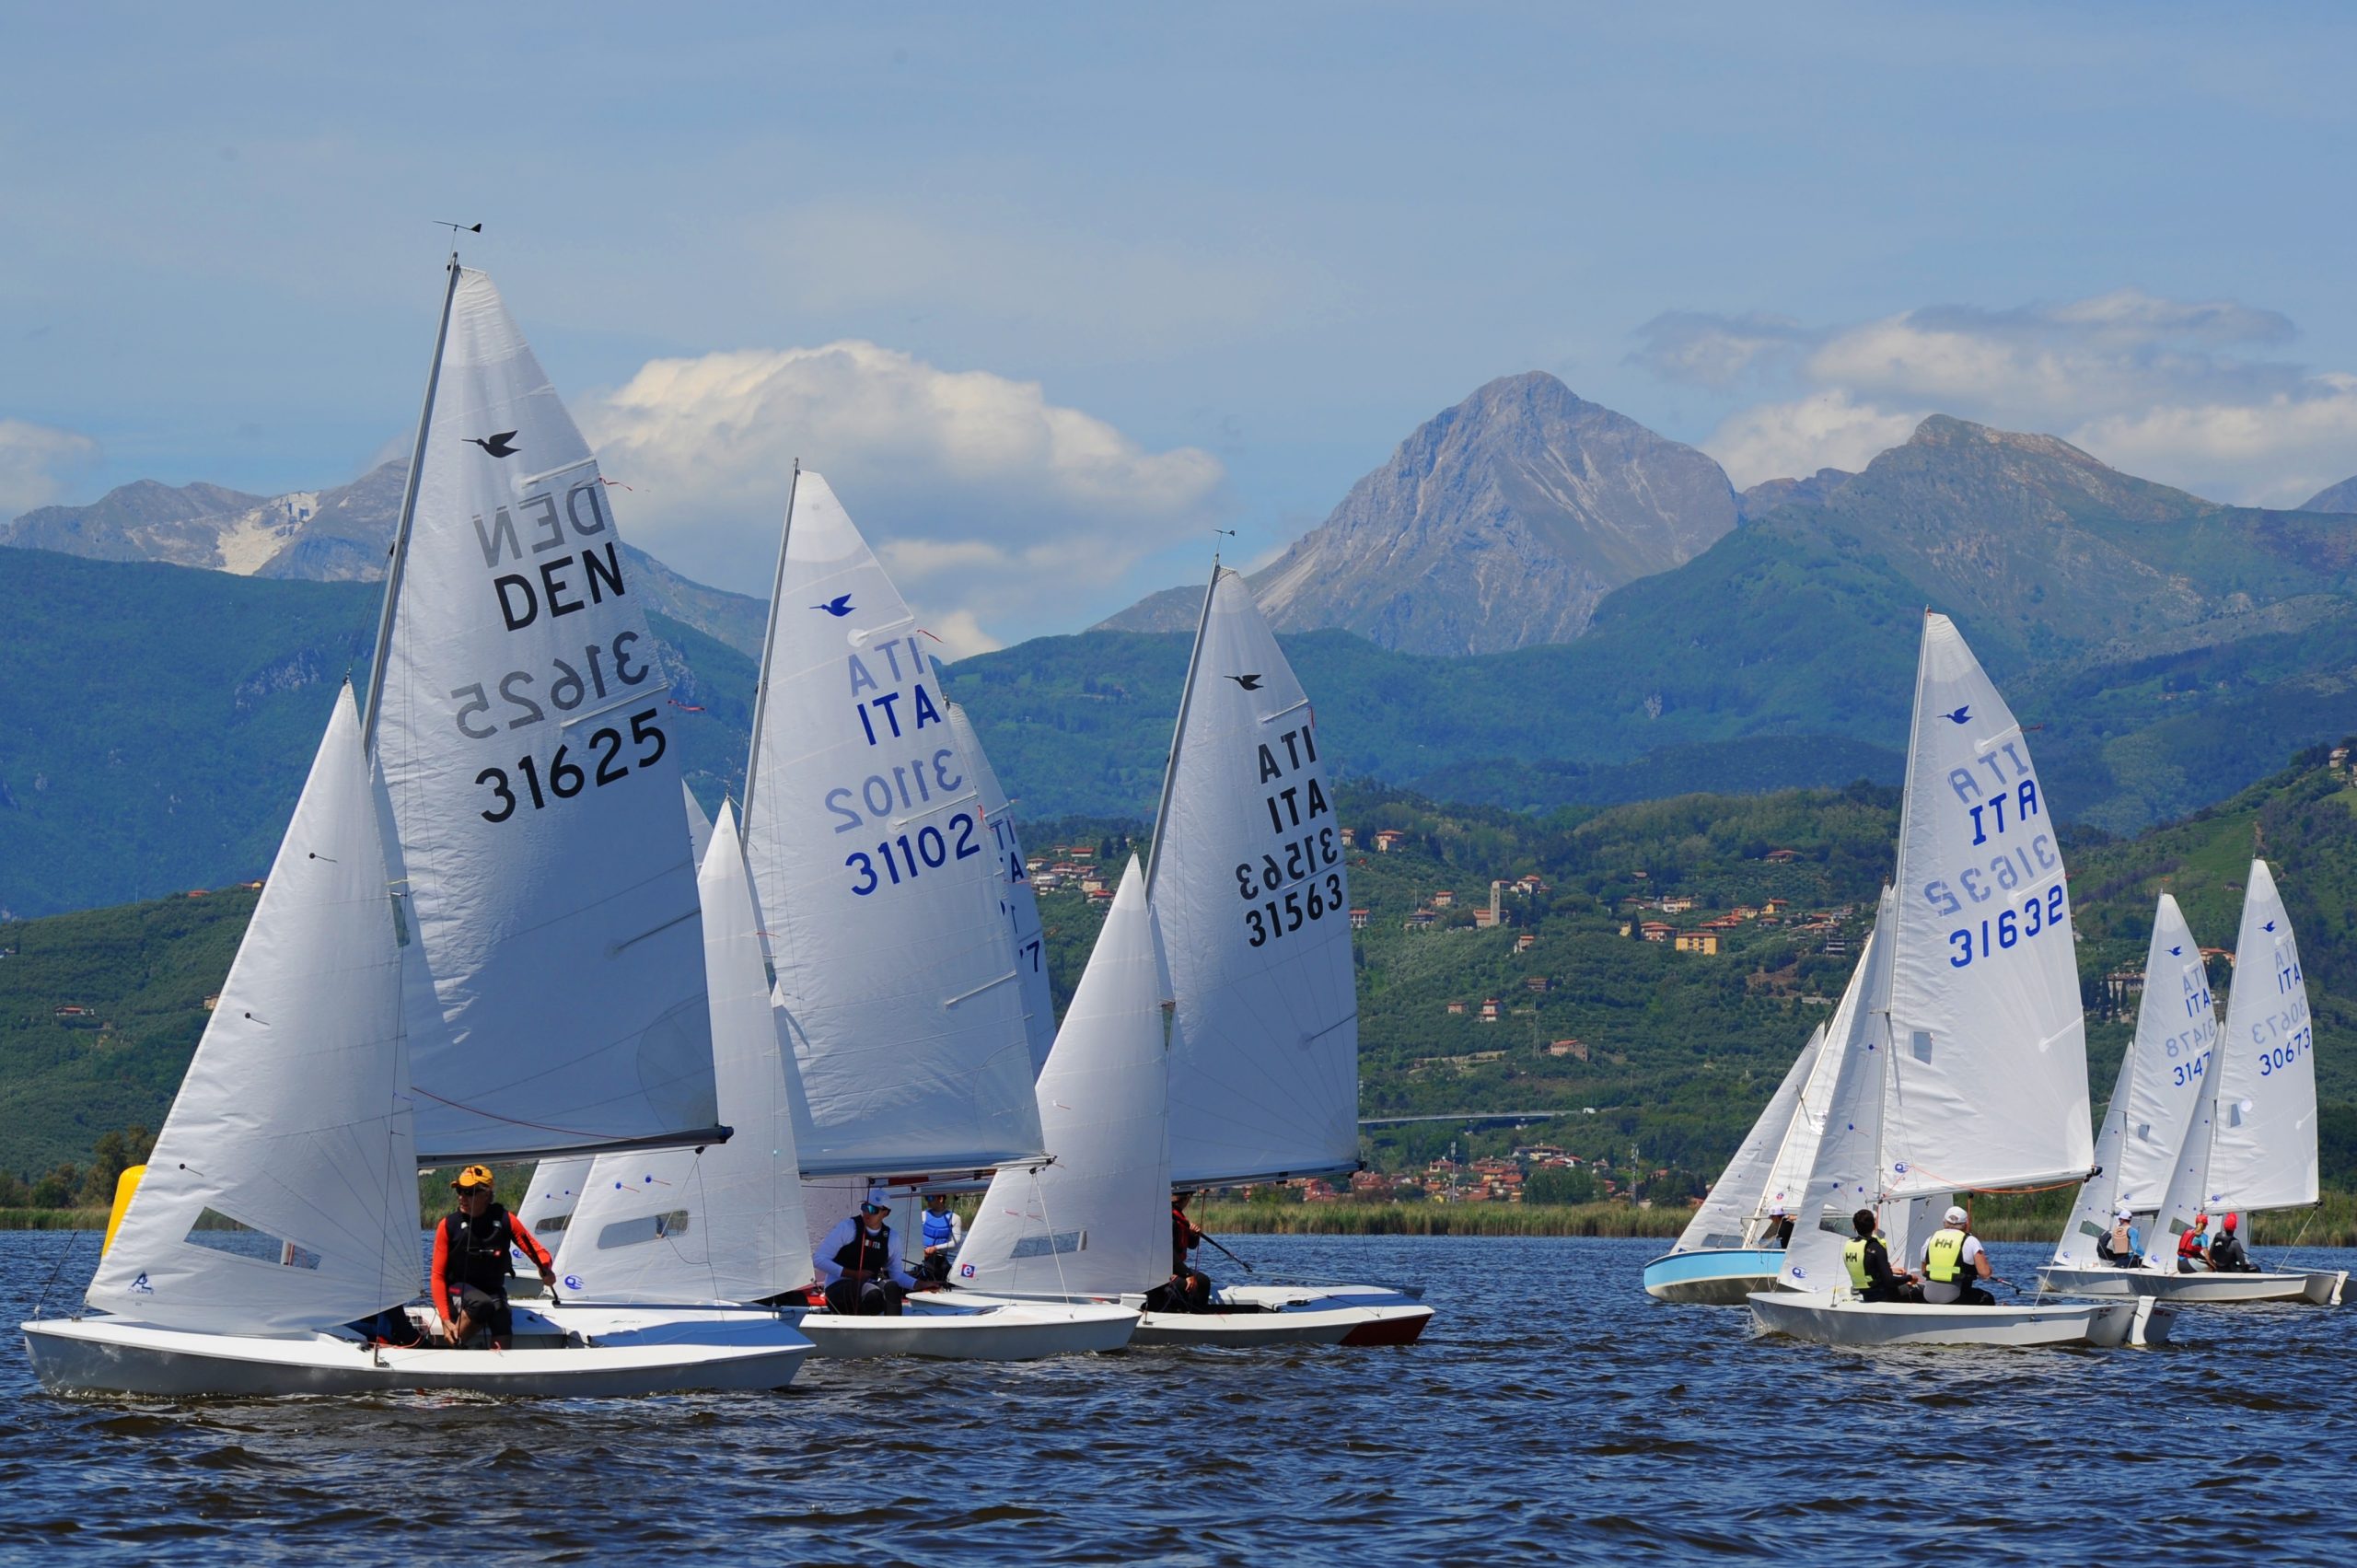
[798,1295,1137,1360]
[20,1313,811,1399]
[1128,1283,1434,1348]
[1746,1288,2170,1348]
[1642,1248,1788,1304]
[2038,1266,2346,1305]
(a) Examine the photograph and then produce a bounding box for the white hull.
[2038,1266,2346,1305]
[21,1310,811,1399]
[1127,1283,1434,1348]
[798,1293,1137,1360]
[1747,1288,2170,1348]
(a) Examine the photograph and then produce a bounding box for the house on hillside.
[1546,1039,1589,1061]
[1349,908,1369,930]
[1675,931,1719,955]
[1405,910,1438,932]
[1762,897,1792,917]
[1515,873,1547,896]
[1764,848,1798,863]
[1432,889,1456,908]
[1640,921,1673,943]
[1515,933,1537,954]
[1659,896,1694,914]
[1446,1000,1468,1016]
[1374,830,1406,853]
[1479,998,1502,1024]
[1340,827,1357,848]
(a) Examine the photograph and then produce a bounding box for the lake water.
[4,1231,2353,1564]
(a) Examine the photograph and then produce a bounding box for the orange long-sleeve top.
[430,1208,552,1315]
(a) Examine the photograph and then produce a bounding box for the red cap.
[2222,1213,2239,1231]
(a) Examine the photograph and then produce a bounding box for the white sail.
[1151,568,1357,1185]
[88,688,420,1333]
[517,1156,595,1253]
[2051,1037,2138,1270]
[1756,1003,1852,1233]
[948,702,1059,1078]
[1777,894,1896,1292]
[683,782,715,871]
[958,858,1173,1296]
[2205,860,2319,1212]
[369,264,718,1162]
[739,470,1042,1177]
[553,804,815,1303]
[1880,613,2091,1195]
[1675,1026,1823,1252]
[2118,895,2219,1206]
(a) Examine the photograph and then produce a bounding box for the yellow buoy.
[100,1165,145,1256]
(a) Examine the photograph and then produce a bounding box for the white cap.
[1943,1204,1968,1226]
[2114,1204,2134,1221]
[1768,1205,1787,1218]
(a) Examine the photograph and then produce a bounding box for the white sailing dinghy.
[2111,864,2343,1306]
[21,693,807,1397]
[738,470,1132,1358]
[1139,564,1430,1345]
[1747,614,2162,1349]
[1643,1017,1838,1304]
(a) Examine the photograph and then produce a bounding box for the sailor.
[2207,1212,2258,1273]
[1920,1204,1997,1306]
[1764,1205,1795,1249]
[1149,1191,1213,1314]
[813,1191,925,1316]
[1841,1208,1917,1302]
[431,1165,555,1349]
[2095,1203,2142,1268]
[1171,1191,1204,1274]
[913,1192,963,1284]
[2176,1214,2212,1273]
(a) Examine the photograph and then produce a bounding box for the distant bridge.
[1357,1109,1590,1128]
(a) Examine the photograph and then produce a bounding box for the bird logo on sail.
[1228,674,1263,691]
[129,1272,153,1294]
[2170,945,2183,955]
[466,431,521,459]
[813,595,855,617]
[1942,705,1971,724]
[2264,920,2279,933]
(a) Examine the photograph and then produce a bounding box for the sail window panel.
[595,1211,691,1250]
[1009,1230,1087,1260]
[183,1210,323,1270]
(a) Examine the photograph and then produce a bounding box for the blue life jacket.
[923,1208,957,1249]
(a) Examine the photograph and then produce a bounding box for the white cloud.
[0,418,99,519]
[1702,391,1924,491]
[1648,288,2357,503]
[581,341,1226,647]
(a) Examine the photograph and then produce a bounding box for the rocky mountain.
[1098,372,1739,654]
[2301,476,2357,513]
[1,462,770,656]
[1736,467,1853,522]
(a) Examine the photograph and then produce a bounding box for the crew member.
[2208,1212,2258,1273]
[2176,1214,2212,1272]
[1764,1205,1795,1249]
[1171,1191,1204,1274]
[2096,1203,2142,1268]
[914,1192,963,1284]
[431,1165,555,1349]
[1920,1204,1997,1306]
[814,1192,925,1315]
[1841,1208,1917,1303]
[1147,1191,1213,1314]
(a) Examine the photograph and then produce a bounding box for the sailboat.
[21,693,808,1396]
[948,701,1059,1078]
[2073,865,2344,1306]
[1747,612,2164,1349]
[1643,995,1844,1304]
[1124,563,1429,1344]
[737,470,1134,1358]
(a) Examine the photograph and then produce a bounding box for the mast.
[1143,555,1223,903]
[740,459,802,840]
[362,253,463,754]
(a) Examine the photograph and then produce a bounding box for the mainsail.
[1778,893,1897,1292]
[552,804,815,1303]
[2205,860,2319,1213]
[1673,1025,1825,1252]
[1150,568,1358,1186]
[948,702,1058,1078]
[958,858,1174,1297]
[367,262,719,1163]
[739,470,1043,1177]
[88,687,421,1333]
[1878,613,2092,1196]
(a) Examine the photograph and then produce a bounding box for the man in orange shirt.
[431,1166,556,1348]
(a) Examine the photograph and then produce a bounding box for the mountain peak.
[1099,374,1737,653]
[1900,413,2112,471]
[2298,475,2357,514]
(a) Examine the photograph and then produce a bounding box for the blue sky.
[7,3,2357,648]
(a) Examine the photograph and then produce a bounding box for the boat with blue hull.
[1641,1248,1792,1305]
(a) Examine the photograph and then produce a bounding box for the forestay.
[2205,861,2318,1213]
[88,688,421,1334]
[948,702,1058,1078]
[1778,895,1896,1293]
[959,859,1174,1297]
[370,264,718,1163]
[1674,1026,1823,1252]
[554,805,814,1304]
[1151,568,1357,1186]
[1880,613,2091,1196]
[739,471,1042,1177]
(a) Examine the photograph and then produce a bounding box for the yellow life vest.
[1842,1236,1874,1291]
[1925,1226,1973,1283]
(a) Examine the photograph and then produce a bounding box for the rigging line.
[33,1227,85,1323]
[1029,1167,1074,1303]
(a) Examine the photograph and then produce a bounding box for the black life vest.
[834,1223,894,1278]
[442,1204,518,1298]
